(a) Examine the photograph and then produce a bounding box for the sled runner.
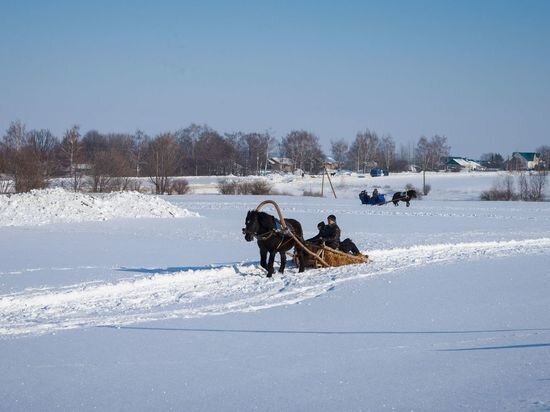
[252,200,368,270]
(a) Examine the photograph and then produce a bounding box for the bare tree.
[518,172,529,200]
[4,120,26,151]
[390,143,414,172]
[480,153,504,170]
[144,133,180,194]
[175,124,212,175]
[235,132,276,175]
[1,121,50,192]
[60,125,83,191]
[347,129,379,173]
[81,131,134,192]
[26,129,58,177]
[81,130,109,192]
[280,130,324,173]
[430,135,450,169]
[1,121,26,190]
[14,146,49,192]
[481,174,518,201]
[379,134,395,171]
[194,130,238,175]
[330,139,348,167]
[415,135,450,171]
[415,136,431,171]
[482,172,546,201]
[131,130,149,178]
[251,132,272,175]
[519,170,547,201]
[529,170,547,200]
[536,145,550,170]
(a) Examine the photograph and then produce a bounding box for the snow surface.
[181,170,524,201]
[1,174,550,411]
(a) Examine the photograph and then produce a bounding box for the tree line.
[1,119,547,194]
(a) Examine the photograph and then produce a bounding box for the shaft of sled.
[255,199,330,267]
[255,199,288,228]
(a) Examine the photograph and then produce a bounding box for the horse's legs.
[406,200,410,207]
[259,247,268,271]
[278,251,286,273]
[267,251,276,277]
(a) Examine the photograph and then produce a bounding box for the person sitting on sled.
[308,215,363,256]
[359,190,369,204]
[307,214,341,249]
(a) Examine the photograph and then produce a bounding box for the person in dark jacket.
[308,215,363,256]
[307,214,341,249]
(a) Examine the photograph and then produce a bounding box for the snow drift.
[0,188,199,227]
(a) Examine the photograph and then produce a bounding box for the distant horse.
[242,210,305,277]
[391,189,417,207]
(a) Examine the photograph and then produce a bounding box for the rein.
[247,211,294,241]
[252,223,293,241]
[255,229,275,240]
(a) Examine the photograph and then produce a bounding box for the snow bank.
[0,188,199,227]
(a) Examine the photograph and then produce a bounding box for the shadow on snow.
[98,325,550,337]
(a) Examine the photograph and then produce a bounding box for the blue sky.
[1,0,549,158]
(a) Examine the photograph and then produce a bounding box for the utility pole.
[323,165,337,199]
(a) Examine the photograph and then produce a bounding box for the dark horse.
[242,210,305,277]
[392,189,417,207]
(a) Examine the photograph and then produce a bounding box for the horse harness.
[397,192,411,201]
[254,219,296,249]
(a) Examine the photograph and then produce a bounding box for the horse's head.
[408,189,418,199]
[242,210,260,242]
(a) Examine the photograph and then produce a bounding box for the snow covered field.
[179,170,511,201]
[1,173,549,411]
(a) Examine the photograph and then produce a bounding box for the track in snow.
[1,238,549,338]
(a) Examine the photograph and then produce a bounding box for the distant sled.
[359,190,386,206]
[359,190,417,207]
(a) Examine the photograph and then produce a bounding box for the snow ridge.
[1,237,549,338]
[0,188,199,226]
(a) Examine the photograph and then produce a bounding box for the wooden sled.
[299,242,369,269]
[255,200,369,269]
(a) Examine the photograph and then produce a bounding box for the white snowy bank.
[0,188,199,227]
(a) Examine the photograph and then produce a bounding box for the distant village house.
[446,157,484,172]
[268,157,294,173]
[323,157,339,172]
[511,152,542,170]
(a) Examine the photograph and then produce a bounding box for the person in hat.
[307,214,341,249]
[308,214,363,256]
